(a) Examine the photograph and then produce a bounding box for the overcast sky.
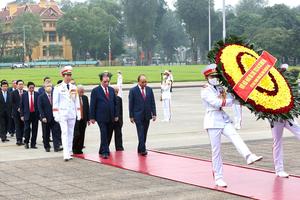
[1,0,299,11]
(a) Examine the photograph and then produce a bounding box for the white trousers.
[271,120,300,173]
[118,85,123,98]
[162,98,171,121]
[59,118,76,159]
[233,103,242,126]
[207,123,251,181]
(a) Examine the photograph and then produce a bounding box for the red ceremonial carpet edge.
[73,150,300,200]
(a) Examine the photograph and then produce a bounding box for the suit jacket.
[11,89,26,117]
[8,87,16,93]
[90,86,118,123]
[0,90,12,116]
[129,85,156,121]
[20,91,39,121]
[80,95,90,122]
[37,92,54,123]
[201,84,234,129]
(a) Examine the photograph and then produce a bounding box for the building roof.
[0,1,63,23]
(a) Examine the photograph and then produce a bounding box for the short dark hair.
[27,81,35,87]
[43,76,50,82]
[99,72,112,81]
[137,74,146,82]
[16,80,24,85]
[1,80,8,87]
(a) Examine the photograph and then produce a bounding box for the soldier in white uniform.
[270,64,300,178]
[201,64,263,187]
[53,66,81,161]
[117,71,123,98]
[161,70,172,122]
[233,102,242,129]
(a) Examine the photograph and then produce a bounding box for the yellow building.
[0,0,73,61]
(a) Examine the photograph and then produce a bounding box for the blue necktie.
[67,84,70,90]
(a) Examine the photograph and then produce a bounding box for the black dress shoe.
[54,147,63,152]
[140,151,148,156]
[1,139,9,142]
[10,133,14,137]
[31,146,38,149]
[100,153,109,159]
[24,144,29,149]
[45,148,50,152]
[116,147,124,151]
[16,142,24,146]
[73,150,83,154]
[64,159,69,162]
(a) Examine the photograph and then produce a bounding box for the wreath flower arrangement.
[207,36,300,122]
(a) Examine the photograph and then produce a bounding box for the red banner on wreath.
[233,51,277,101]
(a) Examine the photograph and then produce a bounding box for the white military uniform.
[271,120,300,175]
[53,81,81,160]
[233,102,242,129]
[201,83,255,181]
[117,72,123,97]
[161,78,172,121]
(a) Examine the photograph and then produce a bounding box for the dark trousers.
[135,120,150,153]
[9,116,15,134]
[42,120,61,150]
[97,121,113,155]
[0,111,10,140]
[24,113,39,147]
[73,119,87,153]
[108,121,124,151]
[14,114,24,143]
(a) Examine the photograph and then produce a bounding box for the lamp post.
[222,0,226,42]
[108,26,111,66]
[208,0,211,51]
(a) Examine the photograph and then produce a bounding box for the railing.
[0,60,98,68]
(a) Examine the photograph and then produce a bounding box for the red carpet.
[74,151,300,200]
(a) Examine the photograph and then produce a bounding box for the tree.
[176,0,212,63]
[235,0,267,15]
[11,13,43,61]
[123,0,166,65]
[158,10,188,63]
[48,44,63,59]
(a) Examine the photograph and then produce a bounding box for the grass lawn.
[0,65,206,86]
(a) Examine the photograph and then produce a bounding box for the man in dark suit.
[108,87,124,151]
[11,80,26,145]
[8,80,17,137]
[37,82,62,152]
[90,72,118,159]
[0,80,11,142]
[38,77,51,94]
[73,85,90,154]
[20,82,39,149]
[129,74,157,156]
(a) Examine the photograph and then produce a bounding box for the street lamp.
[108,26,111,66]
[208,0,211,51]
[17,25,31,63]
[222,0,226,42]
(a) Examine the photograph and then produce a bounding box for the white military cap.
[280,64,289,70]
[202,64,218,76]
[60,65,73,76]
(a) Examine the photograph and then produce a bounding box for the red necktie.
[105,87,109,99]
[141,88,146,100]
[48,94,52,105]
[30,92,34,112]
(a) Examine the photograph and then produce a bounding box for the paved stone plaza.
[1,83,299,199]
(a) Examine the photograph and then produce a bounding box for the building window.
[43,46,48,57]
[43,22,47,27]
[59,35,63,42]
[49,31,56,42]
[43,33,47,42]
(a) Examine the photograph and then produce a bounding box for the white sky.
[1,0,299,11]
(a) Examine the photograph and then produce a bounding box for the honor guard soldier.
[201,64,263,187]
[53,66,81,161]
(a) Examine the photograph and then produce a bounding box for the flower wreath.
[207,36,300,122]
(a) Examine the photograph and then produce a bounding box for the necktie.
[67,84,70,90]
[80,97,84,119]
[19,90,23,98]
[30,92,34,112]
[48,94,52,105]
[105,87,109,99]
[141,88,146,100]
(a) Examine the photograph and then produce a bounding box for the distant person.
[38,82,62,152]
[38,77,51,94]
[8,80,17,137]
[20,82,39,149]
[11,80,26,145]
[0,80,11,142]
[129,74,156,156]
[161,70,172,122]
[90,72,118,159]
[53,66,81,161]
[108,87,124,151]
[73,85,90,154]
[201,64,263,187]
[117,71,123,97]
[168,69,174,92]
